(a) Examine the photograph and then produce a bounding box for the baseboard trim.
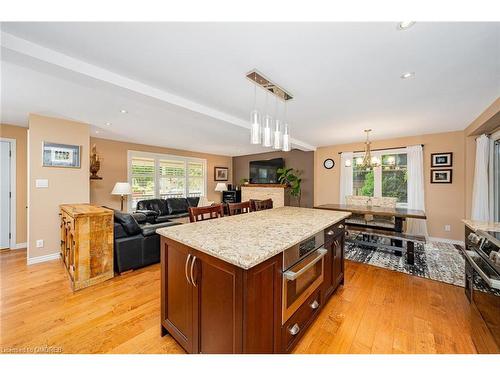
[12,242,27,250]
[427,237,465,247]
[27,252,60,265]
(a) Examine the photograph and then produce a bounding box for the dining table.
[315,203,427,265]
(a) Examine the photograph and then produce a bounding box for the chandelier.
[248,70,292,152]
[346,129,381,169]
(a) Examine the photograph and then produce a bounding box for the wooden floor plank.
[0,249,476,354]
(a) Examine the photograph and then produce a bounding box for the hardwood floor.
[0,249,476,354]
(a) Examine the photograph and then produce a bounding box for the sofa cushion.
[131,212,147,224]
[136,199,169,216]
[186,197,200,207]
[113,222,128,239]
[166,198,189,215]
[141,221,182,237]
[114,210,142,236]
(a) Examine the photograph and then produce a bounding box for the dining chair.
[250,199,273,212]
[228,201,251,216]
[369,196,398,228]
[188,204,224,223]
[345,195,371,225]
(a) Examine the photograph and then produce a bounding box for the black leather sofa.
[136,197,200,223]
[112,209,181,274]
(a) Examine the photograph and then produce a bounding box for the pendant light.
[282,124,291,152]
[282,101,291,152]
[345,129,380,169]
[273,97,282,149]
[250,81,261,144]
[262,91,272,147]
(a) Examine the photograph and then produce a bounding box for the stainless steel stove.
[464,228,500,353]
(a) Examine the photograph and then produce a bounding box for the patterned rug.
[345,234,496,294]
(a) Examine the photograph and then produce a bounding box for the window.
[159,160,185,198]
[128,151,207,211]
[130,157,155,207]
[381,153,408,204]
[188,162,204,197]
[490,132,500,222]
[352,150,408,206]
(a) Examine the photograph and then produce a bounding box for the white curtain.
[406,145,428,236]
[339,152,353,204]
[471,134,490,221]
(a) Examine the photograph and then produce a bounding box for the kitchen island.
[157,206,350,353]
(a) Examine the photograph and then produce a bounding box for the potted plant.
[277,168,302,207]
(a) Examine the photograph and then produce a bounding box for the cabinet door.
[322,240,335,300]
[332,233,344,287]
[161,239,196,353]
[192,253,243,354]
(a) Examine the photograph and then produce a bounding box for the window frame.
[127,150,207,212]
[352,147,408,207]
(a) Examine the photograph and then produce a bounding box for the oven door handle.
[284,248,328,281]
[463,249,500,290]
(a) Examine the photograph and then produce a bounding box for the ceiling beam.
[1,32,316,151]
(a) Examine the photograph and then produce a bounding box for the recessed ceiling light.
[95,130,100,134]
[105,122,112,126]
[400,72,415,79]
[397,21,416,30]
[120,109,128,114]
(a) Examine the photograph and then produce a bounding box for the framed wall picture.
[431,152,453,167]
[42,142,81,168]
[431,169,453,183]
[214,166,228,181]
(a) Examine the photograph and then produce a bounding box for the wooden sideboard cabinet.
[59,204,114,291]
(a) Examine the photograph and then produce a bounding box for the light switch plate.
[35,179,49,188]
[36,240,44,248]
[444,225,451,232]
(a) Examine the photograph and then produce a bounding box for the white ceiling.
[1,22,499,156]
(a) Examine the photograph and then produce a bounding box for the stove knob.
[327,230,334,236]
[468,233,481,245]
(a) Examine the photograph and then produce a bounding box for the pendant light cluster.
[248,70,292,152]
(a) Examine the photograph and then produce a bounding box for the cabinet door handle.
[310,300,319,310]
[288,323,300,336]
[190,256,197,287]
[185,254,192,285]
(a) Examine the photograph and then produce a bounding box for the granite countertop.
[157,206,351,270]
[462,219,500,232]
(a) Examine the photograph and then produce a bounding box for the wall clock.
[323,158,335,169]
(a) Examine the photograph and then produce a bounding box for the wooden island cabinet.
[158,207,349,354]
[161,237,282,353]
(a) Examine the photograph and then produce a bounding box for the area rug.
[344,234,494,293]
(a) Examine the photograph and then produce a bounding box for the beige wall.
[0,124,28,246]
[28,114,90,259]
[89,137,232,209]
[315,131,466,241]
[232,149,314,207]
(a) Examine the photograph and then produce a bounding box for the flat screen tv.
[249,158,284,184]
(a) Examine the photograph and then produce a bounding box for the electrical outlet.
[36,239,44,248]
[444,225,451,232]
